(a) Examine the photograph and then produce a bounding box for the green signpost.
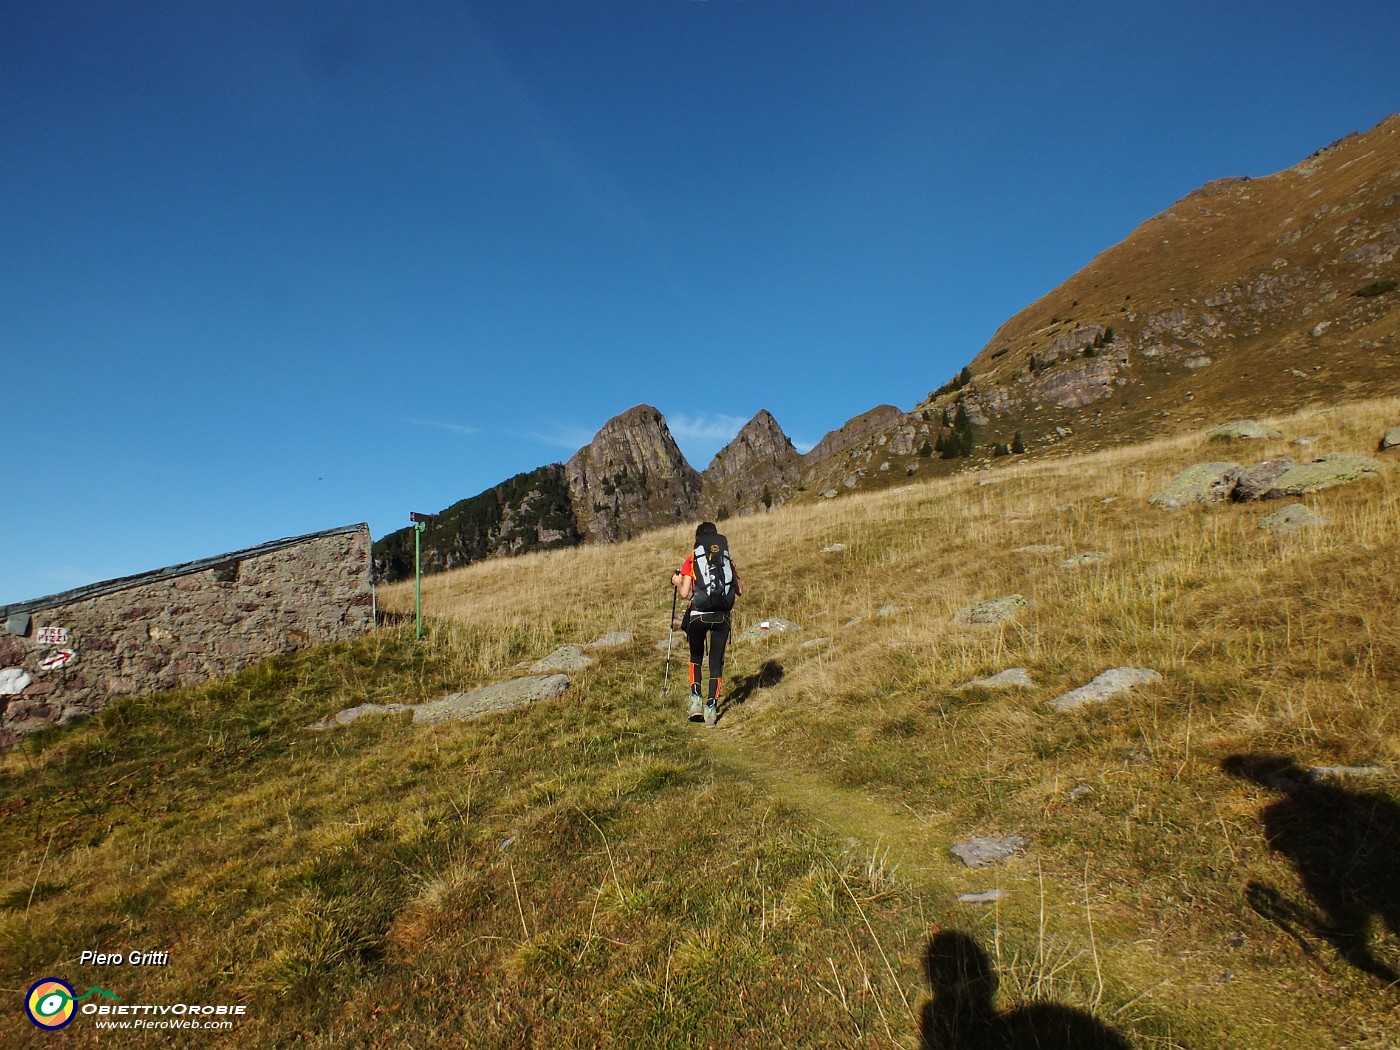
[409,512,435,639]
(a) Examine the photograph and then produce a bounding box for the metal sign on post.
[409,512,437,639]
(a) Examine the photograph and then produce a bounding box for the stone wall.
[0,523,375,750]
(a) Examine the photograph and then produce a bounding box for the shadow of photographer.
[918,929,1132,1048]
[1223,753,1400,987]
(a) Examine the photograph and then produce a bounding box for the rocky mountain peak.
[565,404,702,543]
[701,410,801,517]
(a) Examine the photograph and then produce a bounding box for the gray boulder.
[951,835,1027,868]
[958,668,1033,690]
[1232,457,1297,502]
[308,702,413,730]
[735,618,803,643]
[586,631,633,649]
[1260,453,1384,498]
[1207,420,1283,441]
[954,594,1028,625]
[1059,551,1108,570]
[530,645,593,672]
[1258,503,1330,534]
[1148,462,1243,509]
[1051,667,1161,712]
[1381,426,1400,451]
[413,674,570,725]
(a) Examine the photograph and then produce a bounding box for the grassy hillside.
[3,398,1397,1048]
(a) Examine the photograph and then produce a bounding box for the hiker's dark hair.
[695,522,718,544]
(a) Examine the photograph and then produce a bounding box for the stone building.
[0,523,375,750]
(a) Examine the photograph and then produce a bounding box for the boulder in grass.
[531,645,593,672]
[308,702,413,730]
[1258,503,1330,535]
[1059,551,1109,570]
[954,594,1028,625]
[1148,462,1243,509]
[1232,457,1297,502]
[735,618,803,643]
[1260,453,1385,498]
[1051,667,1161,712]
[1381,426,1400,451]
[1207,420,1284,441]
[951,835,1027,868]
[414,675,569,724]
[958,668,1033,690]
[586,631,633,649]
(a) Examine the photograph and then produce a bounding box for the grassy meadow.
[3,397,1397,1048]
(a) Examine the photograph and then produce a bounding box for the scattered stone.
[1069,786,1094,800]
[1012,544,1064,556]
[954,594,1028,625]
[821,489,838,499]
[1148,462,1243,509]
[530,645,593,672]
[821,543,848,553]
[1258,503,1331,534]
[951,835,1027,868]
[735,618,803,643]
[413,675,570,725]
[0,668,33,696]
[1232,457,1297,502]
[308,702,413,730]
[799,637,831,650]
[958,889,1008,904]
[1260,453,1385,498]
[1207,420,1283,441]
[1051,667,1162,712]
[585,631,633,649]
[1059,551,1108,569]
[1184,354,1211,369]
[1305,765,1387,782]
[1381,426,1400,451]
[876,604,907,618]
[958,668,1033,690]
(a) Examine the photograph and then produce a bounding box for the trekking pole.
[662,583,678,694]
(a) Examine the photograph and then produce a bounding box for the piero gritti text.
[80,949,171,966]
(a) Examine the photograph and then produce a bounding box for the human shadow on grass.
[722,661,784,713]
[1223,754,1400,987]
[918,929,1132,1049]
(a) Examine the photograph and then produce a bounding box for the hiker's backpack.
[690,533,737,614]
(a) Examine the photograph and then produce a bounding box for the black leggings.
[685,613,730,698]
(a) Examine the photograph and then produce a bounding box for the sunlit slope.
[386,394,1400,1045]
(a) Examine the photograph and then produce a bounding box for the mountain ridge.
[375,113,1400,582]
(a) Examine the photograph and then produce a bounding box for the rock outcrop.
[1259,453,1385,498]
[702,409,801,517]
[565,405,703,543]
[1148,463,1244,509]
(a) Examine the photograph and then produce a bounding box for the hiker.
[671,522,743,726]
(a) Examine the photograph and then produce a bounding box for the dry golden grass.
[376,394,1400,1046]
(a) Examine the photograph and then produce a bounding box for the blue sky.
[3,1,1397,604]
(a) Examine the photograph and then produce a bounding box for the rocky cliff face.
[565,405,703,543]
[701,410,801,516]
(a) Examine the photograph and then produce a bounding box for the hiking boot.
[688,692,704,722]
[704,698,719,727]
